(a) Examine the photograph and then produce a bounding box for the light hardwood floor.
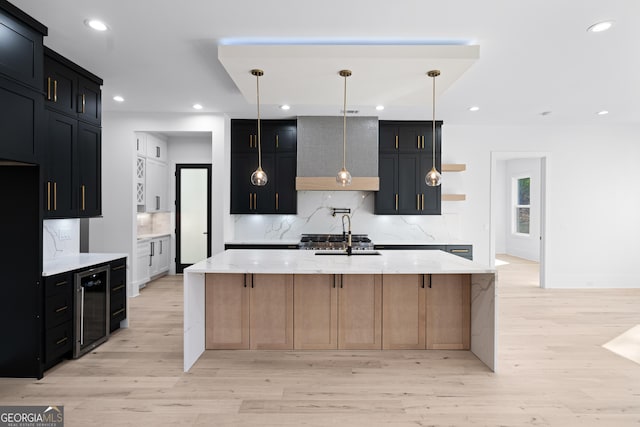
[2,258,640,426]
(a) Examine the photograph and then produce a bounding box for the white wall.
[494,160,507,254]
[89,112,228,297]
[446,124,640,288]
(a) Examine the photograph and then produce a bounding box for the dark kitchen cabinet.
[230,120,297,214]
[43,112,101,218]
[43,271,74,370]
[44,48,102,126]
[376,121,441,215]
[0,0,46,164]
[109,258,127,332]
[43,49,102,218]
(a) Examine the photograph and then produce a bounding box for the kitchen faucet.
[341,214,352,256]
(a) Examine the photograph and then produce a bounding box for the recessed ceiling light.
[468,106,480,112]
[540,111,552,116]
[192,104,203,110]
[375,105,385,111]
[85,19,108,32]
[280,105,290,110]
[113,95,124,102]
[597,110,609,115]
[587,21,614,33]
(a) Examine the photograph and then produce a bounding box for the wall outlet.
[58,228,72,241]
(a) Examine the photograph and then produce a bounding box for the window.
[514,177,530,235]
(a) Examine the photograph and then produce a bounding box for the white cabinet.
[135,132,169,212]
[150,236,170,277]
[146,133,168,163]
[146,159,168,212]
[134,240,151,292]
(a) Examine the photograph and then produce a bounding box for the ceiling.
[11,0,640,125]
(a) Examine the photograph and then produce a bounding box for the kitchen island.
[184,249,496,371]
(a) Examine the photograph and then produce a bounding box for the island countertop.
[185,249,494,275]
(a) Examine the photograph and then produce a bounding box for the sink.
[315,251,381,256]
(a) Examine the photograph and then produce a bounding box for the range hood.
[296,116,379,191]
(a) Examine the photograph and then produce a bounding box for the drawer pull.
[112,308,126,317]
[112,265,126,271]
[55,280,68,287]
[56,337,68,345]
[451,249,469,253]
[112,284,125,292]
[55,305,68,313]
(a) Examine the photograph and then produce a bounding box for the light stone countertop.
[185,249,493,275]
[43,253,128,276]
[137,233,171,241]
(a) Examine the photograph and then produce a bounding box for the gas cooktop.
[299,234,374,251]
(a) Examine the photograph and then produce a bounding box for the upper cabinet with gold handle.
[44,47,102,126]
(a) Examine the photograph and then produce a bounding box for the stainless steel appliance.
[299,234,374,251]
[74,265,110,358]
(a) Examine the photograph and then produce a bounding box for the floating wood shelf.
[442,194,466,201]
[442,164,466,172]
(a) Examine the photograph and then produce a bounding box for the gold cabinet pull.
[417,135,420,149]
[53,80,57,102]
[422,194,425,210]
[275,192,279,210]
[55,305,68,313]
[253,193,257,210]
[81,94,86,113]
[81,185,86,211]
[53,182,57,211]
[55,280,67,287]
[56,337,68,345]
[47,77,51,101]
[249,134,253,148]
[112,308,125,317]
[395,193,398,211]
[451,249,469,253]
[249,193,253,210]
[276,134,279,149]
[416,194,420,210]
[422,135,425,149]
[395,135,398,150]
[47,182,51,211]
[112,265,125,271]
[112,284,125,292]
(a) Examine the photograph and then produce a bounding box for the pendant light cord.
[432,73,436,169]
[256,73,262,169]
[343,73,347,170]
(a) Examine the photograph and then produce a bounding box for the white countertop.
[137,233,171,241]
[225,240,470,246]
[43,253,128,276]
[185,249,493,275]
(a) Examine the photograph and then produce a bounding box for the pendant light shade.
[250,69,268,186]
[336,70,352,186]
[425,70,442,187]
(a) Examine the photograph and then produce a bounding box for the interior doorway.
[490,152,548,288]
[175,164,212,273]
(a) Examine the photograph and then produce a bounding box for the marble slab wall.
[232,191,461,243]
[43,218,80,261]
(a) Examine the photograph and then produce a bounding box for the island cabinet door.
[250,274,294,350]
[382,275,426,349]
[205,274,249,349]
[293,274,338,349]
[426,274,471,350]
[338,274,382,350]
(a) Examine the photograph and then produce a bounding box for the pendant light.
[336,69,352,186]
[425,70,442,187]
[250,69,267,186]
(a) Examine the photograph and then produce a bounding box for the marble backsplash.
[43,218,81,261]
[232,191,462,243]
[137,212,171,236]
